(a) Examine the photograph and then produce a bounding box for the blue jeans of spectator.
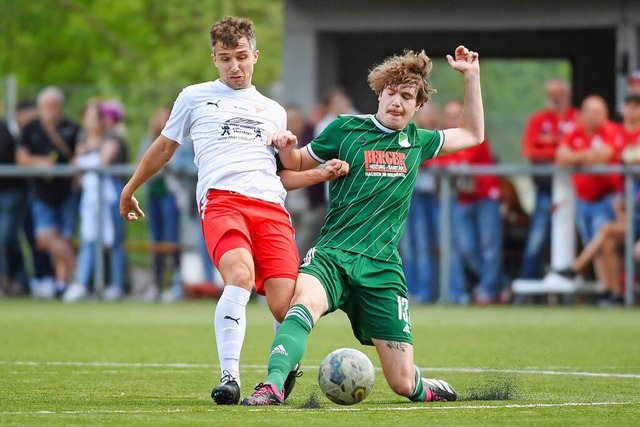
[576,195,616,246]
[520,189,552,279]
[399,191,438,302]
[147,193,180,244]
[147,192,180,287]
[454,198,504,300]
[446,200,469,305]
[0,189,26,283]
[109,179,127,289]
[32,192,79,239]
[74,179,127,289]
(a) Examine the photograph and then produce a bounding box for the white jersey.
[162,79,287,206]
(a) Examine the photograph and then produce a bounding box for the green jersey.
[307,114,444,263]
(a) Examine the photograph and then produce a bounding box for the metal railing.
[1,163,638,306]
[434,164,639,307]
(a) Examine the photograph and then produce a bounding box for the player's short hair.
[209,16,257,53]
[367,50,436,107]
[36,86,65,106]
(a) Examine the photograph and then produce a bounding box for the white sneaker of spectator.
[161,285,184,304]
[63,283,88,303]
[103,286,123,302]
[142,286,160,303]
[542,272,577,293]
[32,277,56,300]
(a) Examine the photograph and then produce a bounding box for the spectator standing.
[0,119,28,296]
[100,100,129,299]
[138,106,184,302]
[555,95,623,305]
[284,104,328,258]
[11,100,52,295]
[63,100,126,302]
[445,100,504,304]
[16,86,80,298]
[520,79,578,279]
[398,103,441,303]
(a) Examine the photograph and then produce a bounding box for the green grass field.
[2,299,639,426]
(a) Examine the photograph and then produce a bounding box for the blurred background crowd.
[1,70,640,307]
[2,1,640,307]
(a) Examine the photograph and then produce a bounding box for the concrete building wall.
[283,0,640,112]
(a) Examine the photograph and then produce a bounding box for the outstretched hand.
[446,45,480,74]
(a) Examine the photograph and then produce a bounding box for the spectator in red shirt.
[553,94,640,306]
[520,79,578,279]
[556,95,622,304]
[444,100,504,304]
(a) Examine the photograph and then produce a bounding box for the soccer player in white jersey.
[120,16,348,405]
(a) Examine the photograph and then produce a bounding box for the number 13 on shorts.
[397,296,410,322]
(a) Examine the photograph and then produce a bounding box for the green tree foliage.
[1,0,283,89]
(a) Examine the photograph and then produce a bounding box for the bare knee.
[219,259,254,289]
[387,376,416,397]
[270,302,288,323]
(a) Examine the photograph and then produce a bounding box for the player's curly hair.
[209,16,256,53]
[367,49,436,106]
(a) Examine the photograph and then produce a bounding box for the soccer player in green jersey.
[241,46,484,406]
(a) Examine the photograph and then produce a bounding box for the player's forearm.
[279,148,303,171]
[458,71,484,144]
[279,168,324,191]
[122,140,174,197]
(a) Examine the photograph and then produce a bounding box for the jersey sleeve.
[161,89,192,145]
[307,118,343,163]
[278,105,287,131]
[417,128,445,161]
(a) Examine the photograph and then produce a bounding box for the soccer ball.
[318,348,375,405]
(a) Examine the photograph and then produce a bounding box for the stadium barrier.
[0,163,638,306]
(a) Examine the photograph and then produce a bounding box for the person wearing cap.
[627,71,640,96]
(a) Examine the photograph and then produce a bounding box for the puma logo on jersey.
[224,315,240,325]
[207,100,221,107]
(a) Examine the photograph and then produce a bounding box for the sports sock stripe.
[285,305,313,329]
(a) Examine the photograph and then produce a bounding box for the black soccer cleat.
[422,378,458,402]
[283,363,303,401]
[211,371,241,405]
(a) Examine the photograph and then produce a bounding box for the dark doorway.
[322,29,616,113]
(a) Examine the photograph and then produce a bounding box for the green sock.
[265,304,314,392]
[409,365,427,402]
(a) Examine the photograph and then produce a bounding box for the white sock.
[214,285,250,386]
[274,319,281,334]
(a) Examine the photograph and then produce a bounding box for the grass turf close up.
[1,300,639,426]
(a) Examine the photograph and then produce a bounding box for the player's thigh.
[251,201,299,296]
[297,247,348,324]
[353,258,413,346]
[217,244,255,290]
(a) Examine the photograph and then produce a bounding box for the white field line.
[1,401,638,416]
[2,361,640,380]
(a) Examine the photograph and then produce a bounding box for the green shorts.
[300,246,412,346]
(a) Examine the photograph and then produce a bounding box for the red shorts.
[200,189,299,295]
